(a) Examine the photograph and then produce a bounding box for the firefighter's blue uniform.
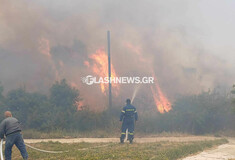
[120,104,138,142]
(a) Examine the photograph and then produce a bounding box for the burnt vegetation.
[0,80,234,135]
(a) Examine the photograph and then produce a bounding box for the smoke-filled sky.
[0,0,235,109]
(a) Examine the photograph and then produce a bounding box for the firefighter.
[0,111,28,160]
[120,99,138,143]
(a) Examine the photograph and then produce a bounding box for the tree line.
[0,80,234,135]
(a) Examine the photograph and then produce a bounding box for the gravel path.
[24,136,219,144]
[182,138,235,160]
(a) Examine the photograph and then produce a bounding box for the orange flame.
[125,42,172,113]
[38,38,60,81]
[75,100,85,111]
[87,48,119,95]
[151,74,172,113]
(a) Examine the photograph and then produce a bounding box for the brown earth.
[24,136,219,143]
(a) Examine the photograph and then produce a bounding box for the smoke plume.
[0,0,234,110]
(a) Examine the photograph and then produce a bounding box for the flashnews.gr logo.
[81,75,95,85]
[81,75,154,85]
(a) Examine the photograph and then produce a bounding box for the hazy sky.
[0,0,234,102]
[33,0,235,62]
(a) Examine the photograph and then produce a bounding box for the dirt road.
[24,136,218,144]
[182,138,235,160]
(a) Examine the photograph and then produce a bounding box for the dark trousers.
[5,132,28,160]
[120,120,135,140]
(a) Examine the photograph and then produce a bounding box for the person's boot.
[120,137,124,144]
[129,136,134,144]
[129,138,133,144]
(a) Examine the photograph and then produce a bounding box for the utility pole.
[107,31,112,108]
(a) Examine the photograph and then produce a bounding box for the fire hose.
[0,139,113,159]
[0,139,3,160]
[0,139,66,160]
[24,143,67,153]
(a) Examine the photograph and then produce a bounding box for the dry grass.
[4,139,228,160]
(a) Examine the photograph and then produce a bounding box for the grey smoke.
[0,0,234,109]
